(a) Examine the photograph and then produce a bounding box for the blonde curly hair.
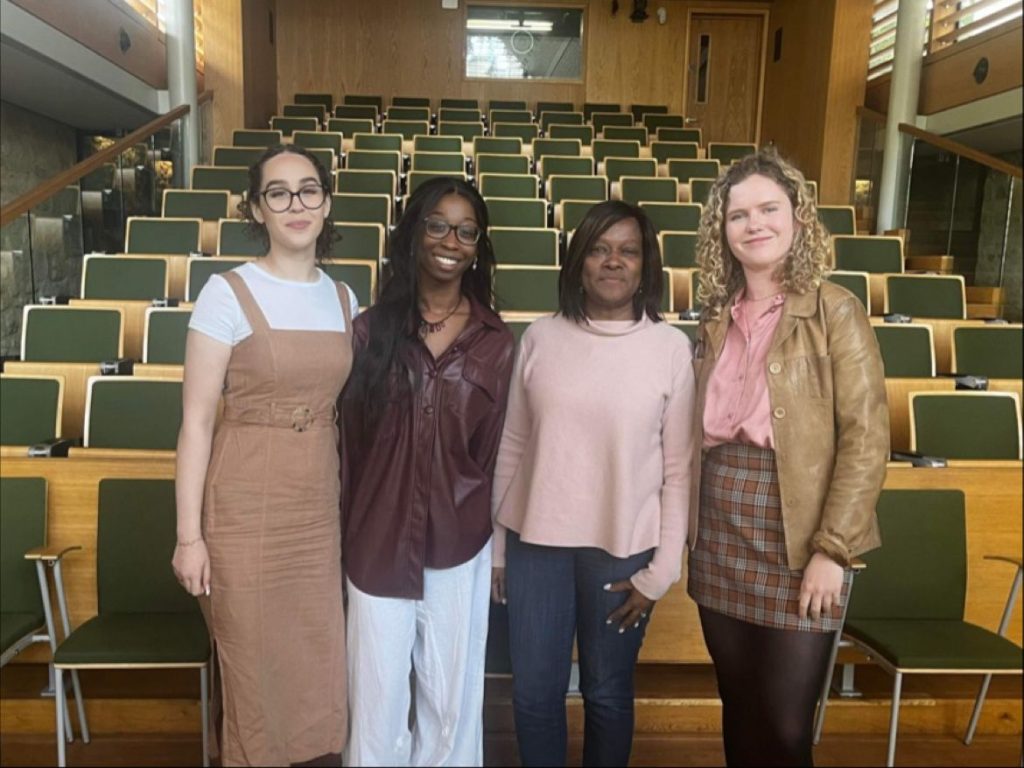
[695,147,831,319]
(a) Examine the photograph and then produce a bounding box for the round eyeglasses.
[423,216,481,246]
[260,185,328,213]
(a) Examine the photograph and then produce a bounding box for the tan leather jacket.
[688,281,888,569]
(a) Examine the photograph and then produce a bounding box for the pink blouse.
[702,293,786,449]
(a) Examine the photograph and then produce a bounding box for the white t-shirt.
[189,262,359,346]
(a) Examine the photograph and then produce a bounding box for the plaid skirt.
[687,443,852,633]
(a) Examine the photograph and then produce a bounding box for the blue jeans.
[505,531,654,767]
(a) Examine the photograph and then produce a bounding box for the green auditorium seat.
[818,205,857,236]
[52,478,210,767]
[477,153,531,176]
[593,139,641,164]
[283,104,326,122]
[346,149,402,178]
[538,156,593,181]
[619,176,678,204]
[548,175,607,205]
[334,104,378,121]
[331,223,385,263]
[669,320,699,343]
[440,121,485,142]
[126,217,201,255]
[381,120,429,141]
[494,123,539,144]
[440,98,478,109]
[489,109,533,125]
[327,118,375,137]
[489,227,559,266]
[537,101,574,115]
[689,178,716,206]
[270,115,318,137]
[411,152,466,174]
[84,377,183,450]
[484,198,547,229]
[354,132,403,152]
[827,270,871,312]
[306,147,335,172]
[885,274,965,319]
[584,102,620,121]
[191,166,249,195]
[82,255,169,301]
[668,159,721,184]
[533,139,582,162]
[657,127,702,145]
[0,375,63,446]
[833,235,904,273]
[321,259,376,307]
[548,124,594,147]
[489,100,527,112]
[335,169,398,197]
[815,489,1023,767]
[951,324,1024,379]
[560,200,598,232]
[218,220,264,257]
[910,392,1021,459]
[643,114,685,134]
[651,141,700,164]
[144,308,191,365]
[592,113,634,134]
[294,92,333,112]
[495,265,560,313]
[231,129,282,148]
[186,257,250,302]
[331,193,391,228]
[392,96,431,107]
[407,171,468,195]
[414,135,463,153]
[602,126,648,144]
[605,158,657,183]
[162,190,230,221]
[873,323,935,377]
[641,202,701,233]
[213,146,264,168]
[540,111,584,134]
[502,317,536,343]
[344,94,384,111]
[22,306,123,362]
[386,106,430,122]
[293,130,344,155]
[631,104,669,122]
[439,108,482,124]
[479,174,540,199]
[707,142,757,164]
[473,136,524,158]
[659,232,699,268]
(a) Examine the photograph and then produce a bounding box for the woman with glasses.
[173,144,356,765]
[491,200,695,767]
[339,176,514,766]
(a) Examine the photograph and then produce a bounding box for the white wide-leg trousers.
[344,541,491,767]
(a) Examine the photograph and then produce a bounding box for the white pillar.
[166,0,199,183]
[876,0,927,233]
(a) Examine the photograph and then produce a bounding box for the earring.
[472,257,478,271]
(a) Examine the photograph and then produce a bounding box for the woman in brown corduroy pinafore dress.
[173,145,355,766]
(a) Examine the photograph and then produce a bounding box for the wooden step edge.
[0,698,201,735]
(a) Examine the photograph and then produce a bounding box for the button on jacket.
[689,281,889,569]
[339,298,515,599]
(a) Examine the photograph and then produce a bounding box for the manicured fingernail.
[606,619,612,625]
[618,627,625,634]
[633,621,639,628]
[603,583,611,591]
[502,598,507,605]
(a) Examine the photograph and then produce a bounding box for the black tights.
[699,606,835,767]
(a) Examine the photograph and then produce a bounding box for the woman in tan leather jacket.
[687,148,889,766]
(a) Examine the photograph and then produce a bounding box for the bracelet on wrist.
[176,536,204,548]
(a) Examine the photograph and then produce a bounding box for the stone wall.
[0,101,81,357]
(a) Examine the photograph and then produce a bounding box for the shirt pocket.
[778,353,834,403]
[446,356,500,428]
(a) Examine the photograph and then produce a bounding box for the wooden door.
[686,14,764,144]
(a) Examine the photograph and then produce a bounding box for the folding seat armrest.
[850,557,867,572]
[24,545,82,562]
[39,295,72,305]
[152,298,181,308]
[679,309,702,321]
[100,358,135,375]
[890,450,948,467]
[882,313,912,324]
[953,374,988,391]
[28,438,78,458]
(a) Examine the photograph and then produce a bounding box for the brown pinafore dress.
[203,270,352,766]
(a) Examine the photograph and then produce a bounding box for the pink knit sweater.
[491,314,695,600]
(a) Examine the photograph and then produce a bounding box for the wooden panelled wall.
[204,0,245,149]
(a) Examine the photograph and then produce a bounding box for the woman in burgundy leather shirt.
[339,177,514,767]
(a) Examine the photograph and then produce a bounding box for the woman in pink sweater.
[491,200,695,767]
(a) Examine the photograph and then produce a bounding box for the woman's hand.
[605,580,655,633]
[491,566,507,604]
[798,552,844,621]
[172,540,211,597]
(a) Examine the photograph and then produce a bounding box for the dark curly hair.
[238,143,337,260]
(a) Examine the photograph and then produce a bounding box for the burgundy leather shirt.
[339,298,515,599]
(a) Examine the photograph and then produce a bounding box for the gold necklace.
[418,297,462,339]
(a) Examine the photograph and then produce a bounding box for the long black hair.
[558,200,663,323]
[239,143,337,260]
[346,176,496,429]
